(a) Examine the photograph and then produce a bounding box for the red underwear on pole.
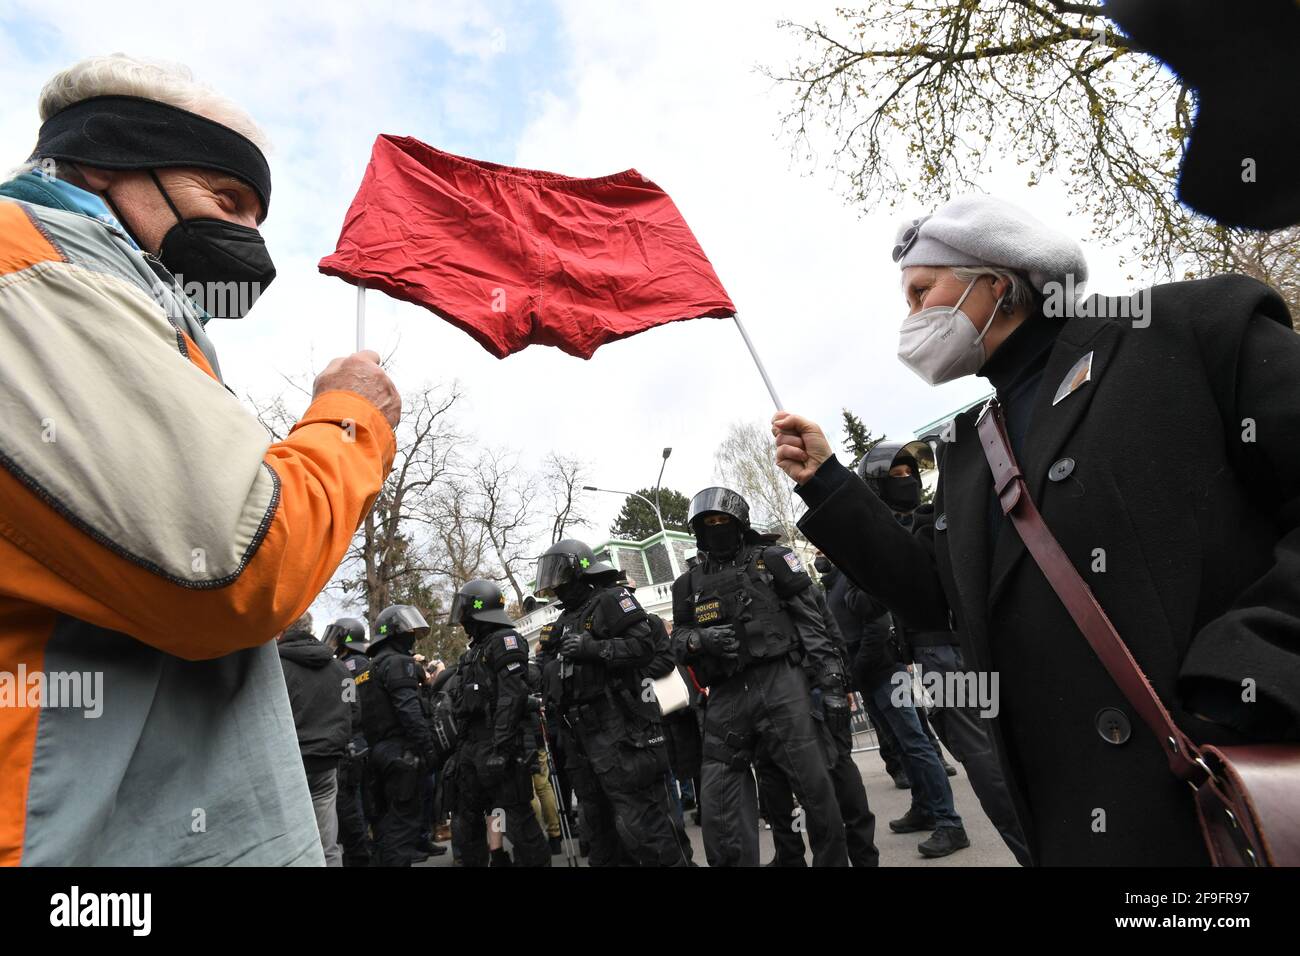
[319,135,736,360]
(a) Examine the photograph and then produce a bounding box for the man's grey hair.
[951,265,1038,313]
[13,53,269,178]
[286,611,314,637]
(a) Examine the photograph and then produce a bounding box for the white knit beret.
[892,195,1088,293]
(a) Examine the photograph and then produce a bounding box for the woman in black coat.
[773,195,1300,866]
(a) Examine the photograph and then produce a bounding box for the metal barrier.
[848,691,882,754]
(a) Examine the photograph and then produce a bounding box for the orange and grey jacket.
[0,175,395,865]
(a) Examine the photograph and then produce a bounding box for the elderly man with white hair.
[0,55,399,865]
[773,195,1300,867]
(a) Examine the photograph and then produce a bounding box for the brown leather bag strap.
[974,399,1211,787]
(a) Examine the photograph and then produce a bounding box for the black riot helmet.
[535,538,618,600]
[688,486,751,560]
[857,440,936,514]
[322,616,368,654]
[450,579,514,630]
[367,605,429,655]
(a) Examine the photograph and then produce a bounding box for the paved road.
[417,737,1018,867]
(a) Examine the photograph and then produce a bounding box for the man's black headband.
[32,94,271,218]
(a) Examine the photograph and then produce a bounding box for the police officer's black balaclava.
[881,456,923,514]
[554,578,591,608]
[463,617,496,644]
[881,473,922,513]
[697,517,743,562]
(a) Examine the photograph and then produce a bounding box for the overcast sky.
[1,0,1150,625]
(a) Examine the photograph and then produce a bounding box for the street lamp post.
[583,485,667,535]
[653,447,672,520]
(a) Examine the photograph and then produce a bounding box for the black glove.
[525,749,541,775]
[482,751,512,788]
[560,632,603,661]
[821,690,852,735]
[526,694,543,713]
[692,625,739,659]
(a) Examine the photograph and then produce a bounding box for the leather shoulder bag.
[975,398,1300,867]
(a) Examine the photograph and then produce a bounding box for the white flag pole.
[356,284,366,352]
[732,314,784,410]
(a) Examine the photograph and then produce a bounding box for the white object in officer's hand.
[652,668,691,715]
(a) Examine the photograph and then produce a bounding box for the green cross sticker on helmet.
[452,579,515,628]
[580,557,590,569]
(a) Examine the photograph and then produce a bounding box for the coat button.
[1096,707,1131,745]
[934,513,947,531]
[1049,457,1076,482]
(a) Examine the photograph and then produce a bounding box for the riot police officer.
[323,616,373,867]
[672,487,849,867]
[359,605,436,866]
[445,579,551,867]
[536,539,689,867]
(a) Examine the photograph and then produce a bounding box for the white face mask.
[897,277,1004,385]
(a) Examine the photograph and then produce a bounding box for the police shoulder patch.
[343,658,357,671]
[619,597,636,613]
[783,551,803,573]
[503,634,519,650]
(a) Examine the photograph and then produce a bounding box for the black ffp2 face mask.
[111,170,276,319]
[159,217,276,319]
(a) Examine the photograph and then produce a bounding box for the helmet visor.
[534,552,576,597]
[448,592,466,626]
[322,623,344,649]
[688,487,748,526]
[387,606,430,638]
[893,440,937,478]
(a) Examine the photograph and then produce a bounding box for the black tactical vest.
[551,591,610,705]
[358,649,427,745]
[688,546,800,671]
[455,640,495,728]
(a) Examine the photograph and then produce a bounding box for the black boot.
[489,847,513,867]
[890,769,912,790]
[918,826,970,858]
[889,807,937,833]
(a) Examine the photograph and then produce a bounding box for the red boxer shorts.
[319,135,736,359]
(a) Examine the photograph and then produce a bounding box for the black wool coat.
[799,276,1300,866]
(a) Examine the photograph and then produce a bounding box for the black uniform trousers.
[700,656,848,866]
[335,752,371,867]
[369,739,423,867]
[450,738,551,867]
[758,717,878,866]
[561,714,690,867]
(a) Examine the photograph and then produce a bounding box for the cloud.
[1,1,1141,625]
